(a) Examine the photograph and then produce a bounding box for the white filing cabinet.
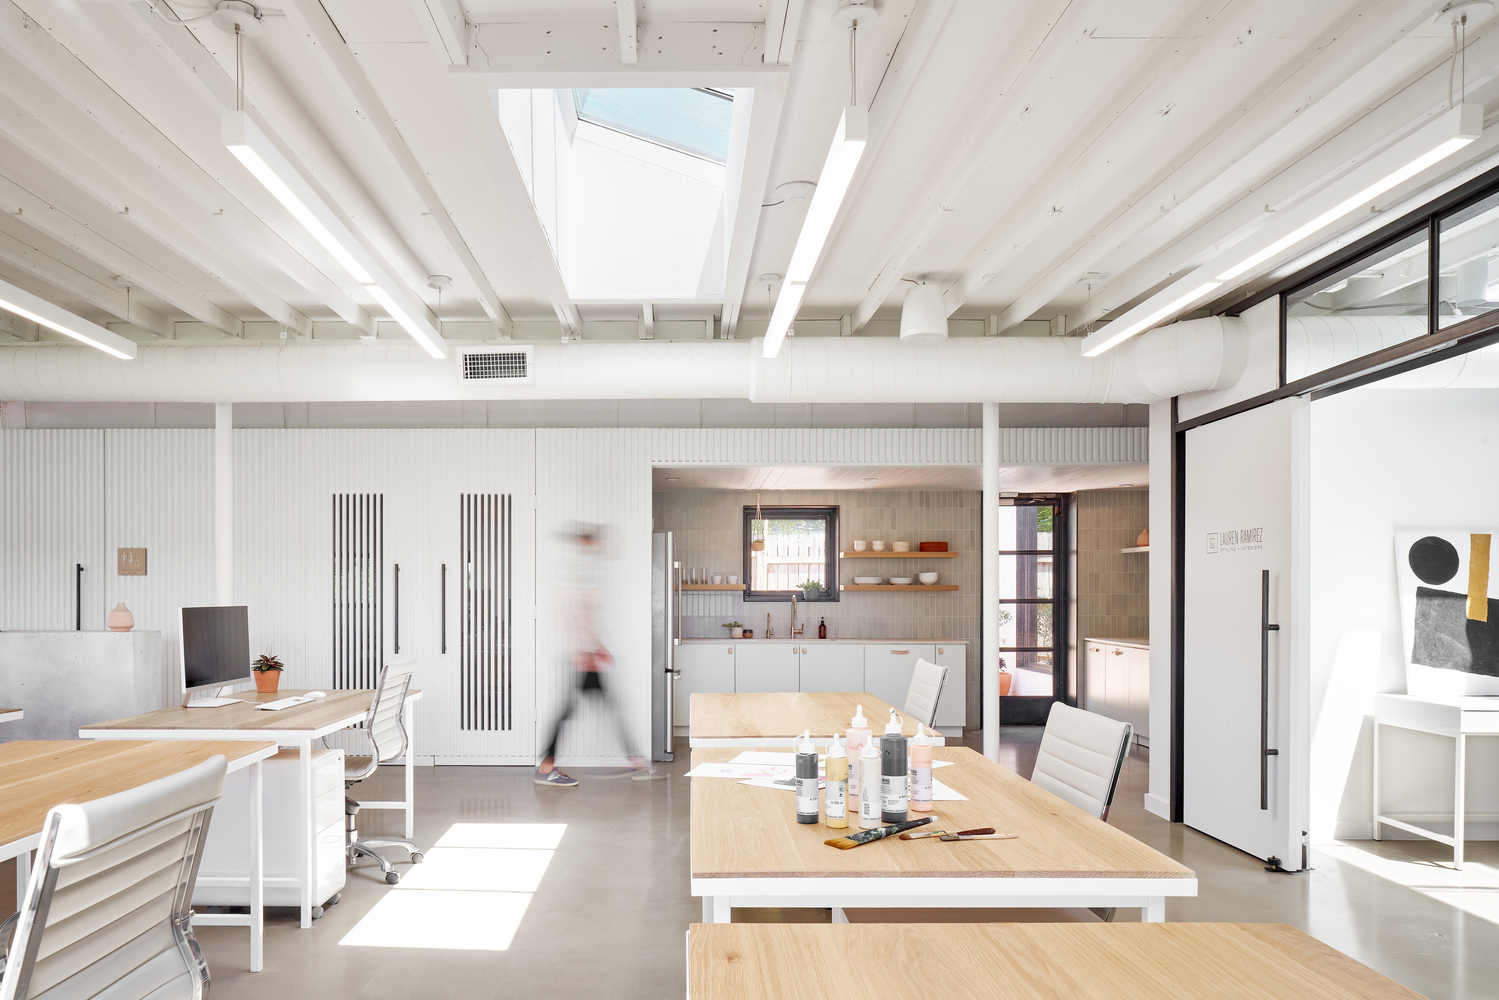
[197,748,347,909]
[675,641,736,723]
[799,643,865,692]
[1083,638,1149,745]
[735,642,801,693]
[864,644,935,713]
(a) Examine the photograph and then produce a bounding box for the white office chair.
[1031,701,1133,822]
[345,657,423,885]
[0,755,226,1000]
[903,659,949,730]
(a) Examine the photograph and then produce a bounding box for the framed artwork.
[1396,530,1499,696]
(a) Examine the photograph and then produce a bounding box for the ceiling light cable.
[850,19,858,106]
[235,23,244,112]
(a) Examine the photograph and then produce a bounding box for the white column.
[982,402,1001,761]
[1145,398,1173,818]
[215,402,233,605]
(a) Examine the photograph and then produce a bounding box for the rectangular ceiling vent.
[459,346,533,384]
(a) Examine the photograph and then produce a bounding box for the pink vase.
[106,602,135,632]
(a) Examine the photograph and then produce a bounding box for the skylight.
[572,88,733,163]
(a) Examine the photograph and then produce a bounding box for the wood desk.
[0,707,21,725]
[686,922,1427,1000]
[690,747,1194,923]
[80,688,422,929]
[0,739,278,972]
[689,692,944,747]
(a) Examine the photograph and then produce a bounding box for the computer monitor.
[180,605,251,701]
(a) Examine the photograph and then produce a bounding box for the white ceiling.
[651,464,1149,492]
[0,0,1495,358]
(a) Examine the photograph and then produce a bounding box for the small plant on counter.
[252,652,283,694]
[723,621,745,639]
[252,653,283,673]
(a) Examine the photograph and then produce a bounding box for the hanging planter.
[750,493,766,551]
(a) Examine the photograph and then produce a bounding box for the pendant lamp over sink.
[900,280,949,343]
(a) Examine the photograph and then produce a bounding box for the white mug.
[853,540,867,551]
[727,574,740,585]
[872,540,886,551]
[711,575,724,585]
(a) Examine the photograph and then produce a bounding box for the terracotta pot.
[254,670,281,694]
[106,602,134,632]
[1136,528,1150,547]
[998,671,1013,697]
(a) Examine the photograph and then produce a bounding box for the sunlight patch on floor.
[339,823,564,951]
[1320,844,1499,926]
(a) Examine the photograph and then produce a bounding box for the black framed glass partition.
[996,497,1068,724]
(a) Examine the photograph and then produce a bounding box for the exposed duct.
[1287,314,1499,387]
[0,317,1247,404]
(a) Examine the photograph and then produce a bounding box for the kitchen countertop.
[682,637,967,644]
[1085,637,1149,649]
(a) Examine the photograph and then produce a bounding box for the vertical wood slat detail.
[333,493,383,689]
[461,493,511,730]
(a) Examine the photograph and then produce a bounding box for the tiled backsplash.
[1077,489,1149,641]
[654,489,980,725]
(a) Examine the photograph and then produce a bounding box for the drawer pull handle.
[891,649,909,655]
[1113,649,1124,655]
[937,647,943,654]
[727,647,733,653]
[801,647,807,654]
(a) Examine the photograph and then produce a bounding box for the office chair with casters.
[346,657,423,885]
[0,755,227,1000]
[903,659,949,730]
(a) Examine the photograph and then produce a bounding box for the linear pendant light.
[222,111,448,359]
[1081,103,1483,357]
[0,277,136,359]
[763,105,868,359]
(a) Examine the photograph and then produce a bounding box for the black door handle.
[1261,569,1280,810]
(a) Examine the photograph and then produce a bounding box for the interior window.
[742,506,839,602]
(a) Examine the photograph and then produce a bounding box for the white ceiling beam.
[415,0,468,66]
[763,0,806,66]
[721,80,786,340]
[0,1,371,331]
[616,0,638,64]
[0,172,242,337]
[282,0,513,338]
[639,302,653,340]
[0,227,172,339]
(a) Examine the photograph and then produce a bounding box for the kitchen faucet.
[791,592,805,637]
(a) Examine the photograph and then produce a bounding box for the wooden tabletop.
[687,923,1428,1000]
[0,739,277,854]
[690,747,1193,880]
[690,692,929,741]
[80,688,418,736]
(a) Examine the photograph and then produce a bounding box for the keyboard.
[255,695,320,711]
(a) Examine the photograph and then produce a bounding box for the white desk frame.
[0,709,22,725]
[2,743,278,972]
[1372,693,1499,870]
[81,691,421,932]
[691,875,1196,924]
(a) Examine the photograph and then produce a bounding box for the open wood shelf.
[681,584,746,591]
[840,551,959,558]
[1120,546,1149,554]
[841,584,960,592]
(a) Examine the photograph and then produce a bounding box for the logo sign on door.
[1206,528,1264,555]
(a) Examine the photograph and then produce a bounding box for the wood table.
[690,747,1194,923]
[689,692,945,747]
[1,739,278,972]
[0,707,21,725]
[686,922,1428,1000]
[80,688,421,929]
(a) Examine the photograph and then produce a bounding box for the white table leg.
[1143,896,1166,923]
[1371,720,1382,841]
[404,699,415,842]
[301,738,315,928]
[15,851,30,911]
[831,907,848,924]
[249,758,264,972]
[701,896,730,923]
[1454,733,1467,871]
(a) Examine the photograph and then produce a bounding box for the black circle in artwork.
[1409,536,1460,585]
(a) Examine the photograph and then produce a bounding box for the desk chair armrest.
[0,909,19,966]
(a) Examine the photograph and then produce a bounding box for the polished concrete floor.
[41,728,1492,999]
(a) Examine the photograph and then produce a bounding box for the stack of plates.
[852,576,884,585]
[889,576,914,585]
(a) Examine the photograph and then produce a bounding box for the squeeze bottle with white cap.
[881,709,909,823]
[858,742,882,829]
[909,727,933,813]
[795,729,819,825]
[824,735,849,829]
[845,704,872,803]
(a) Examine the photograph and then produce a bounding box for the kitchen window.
[742,505,839,602]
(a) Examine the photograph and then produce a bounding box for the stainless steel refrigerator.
[651,531,680,761]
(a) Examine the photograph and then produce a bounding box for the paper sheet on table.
[684,762,794,779]
[729,751,952,768]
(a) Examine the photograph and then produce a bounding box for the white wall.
[1310,387,1499,840]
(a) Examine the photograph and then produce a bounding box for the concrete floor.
[107,729,1499,998]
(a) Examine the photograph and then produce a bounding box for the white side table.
[1372,693,1499,869]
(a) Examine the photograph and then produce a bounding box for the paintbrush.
[824,817,932,849]
[900,827,994,840]
[938,832,1018,842]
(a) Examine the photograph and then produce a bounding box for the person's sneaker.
[631,764,667,781]
[534,768,578,788]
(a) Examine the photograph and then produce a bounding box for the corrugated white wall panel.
[0,430,104,630]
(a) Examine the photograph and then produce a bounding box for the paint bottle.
[858,741,882,829]
[909,727,933,813]
[881,709,909,824]
[846,704,872,803]
[795,729,819,825]
[824,735,849,829]
[818,617,827,639]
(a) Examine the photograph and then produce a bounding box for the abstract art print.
[1396,530,1499,696]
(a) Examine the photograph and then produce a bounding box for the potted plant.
[799,579,822,600]
[253,653,284,694]
[723,621,745,639]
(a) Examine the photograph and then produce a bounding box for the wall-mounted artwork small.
[1396,530,1499,696]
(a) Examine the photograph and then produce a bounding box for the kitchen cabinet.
[674,641,736,722]
[1082,638,1148,745]
[931,644,966,730]
[734,642,800,693]
[864,644,935,713]
[799,643,864,693]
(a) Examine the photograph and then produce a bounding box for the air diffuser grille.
[462,350,528,380]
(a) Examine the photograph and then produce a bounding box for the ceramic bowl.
[853,576,884,585]
[853,540,867,551]
[872,541,886,551]
[889,576,914,585]
[918,572,939,585]
[892,541,911,552]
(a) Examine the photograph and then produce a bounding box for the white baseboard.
[1331,819,1499,841]
[1143,792,1171,820]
